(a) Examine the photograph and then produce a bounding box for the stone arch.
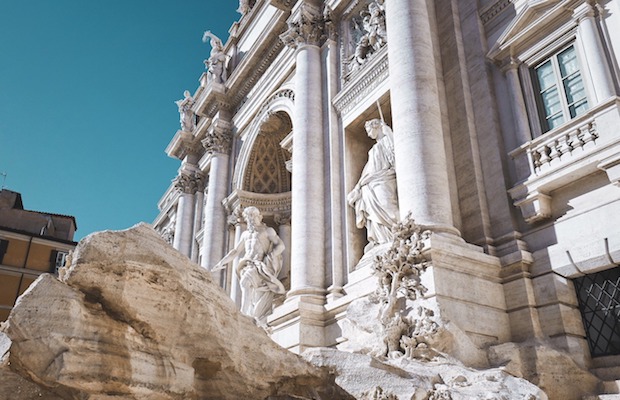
[233,88,295,193]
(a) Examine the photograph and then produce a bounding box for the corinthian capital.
[280,3,329,48]
[174,171,206,194]
[202,119,232,155]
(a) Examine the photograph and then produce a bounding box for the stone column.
[228,207,244,307]
[385,0,457,234]
[275,214,292,290]
[280,3,327,298]
[200,119,232,282]
[574,2,616,102]
[503,59,533,144]
[324,15,345,300]
[191,190,205,263]
[173,169,204,257]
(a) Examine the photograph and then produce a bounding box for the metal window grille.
[574,267,620,358]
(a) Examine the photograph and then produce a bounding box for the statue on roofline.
[175,90,196,132]
[202,30,228,84]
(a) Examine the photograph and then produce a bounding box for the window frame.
[518,27,594,138]
[530,43,590,134]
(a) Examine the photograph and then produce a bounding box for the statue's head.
[243,206,263,227]
[364,118,384,140]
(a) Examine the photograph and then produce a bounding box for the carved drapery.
[173,171,205,194]
[280,3,330,48]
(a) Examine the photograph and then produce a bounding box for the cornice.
[480,0,512,25]
[333,45,388,115]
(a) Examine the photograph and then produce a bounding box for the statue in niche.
[213,206,286,325]
[347,119,399,252]
[202,31,228,84]
[175,90,196,132]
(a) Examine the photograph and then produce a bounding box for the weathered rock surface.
[2,224,353,400]
[489,341,601,400]
[304,347,548,400]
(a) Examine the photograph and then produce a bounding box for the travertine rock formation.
[304,348,547,400]
[1,224,353,400]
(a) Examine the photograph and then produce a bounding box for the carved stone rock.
[2,224,353,400]
[303,348,547,400]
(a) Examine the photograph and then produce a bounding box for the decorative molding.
[173,171,206,194]
[280,3,330,48]
[202,120,233,155]
[223,189,292,217]
[479,0,512,25]
[232,39,286,114]
[333,46,388,115]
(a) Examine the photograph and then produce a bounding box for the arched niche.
[232,88,294,194]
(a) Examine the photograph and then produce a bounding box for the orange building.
[0,189,77,321]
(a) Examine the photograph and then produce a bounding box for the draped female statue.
[347,119,399,252]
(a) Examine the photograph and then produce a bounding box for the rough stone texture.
[488,341,601,400]
[304,347,547,400]
[3,224,353,400]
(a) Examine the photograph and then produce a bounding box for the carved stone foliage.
[173,171,205,194]
[202,128,232,155]
[280,3,331,48]
[369,214,440,360]
[344,0,387,79]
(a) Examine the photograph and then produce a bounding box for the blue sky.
[0,1,238,240]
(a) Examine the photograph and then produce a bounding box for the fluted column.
[200,119,232,280]
[227,207,244,307]
[275,214,292,290]
[385,0,457,234]
[574,2,616,102]
[173,169,205,257]
[280,3,328,298]
[503,59,533,143]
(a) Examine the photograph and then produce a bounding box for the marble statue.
[213,206,286,324]
[238,0,251,14]
[175,90,196,132]
[363,1,387,51]
[347,119,399,251]
[202,30,228,84]
[346,0,387,76]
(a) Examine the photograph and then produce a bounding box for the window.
[0,240,7,264]
[574,267,620,358]
[533,45,589,133]
[50,250,69,275]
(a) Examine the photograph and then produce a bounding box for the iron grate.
[574,267,620,358]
